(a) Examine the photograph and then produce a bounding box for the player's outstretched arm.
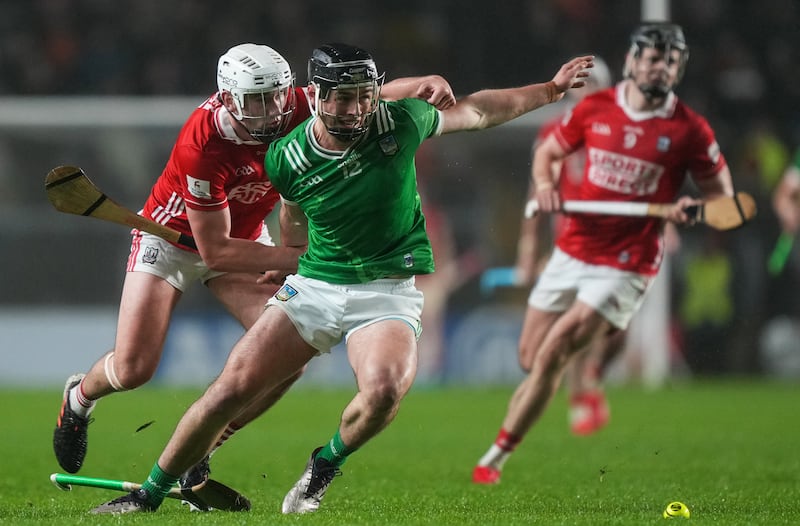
[439,55,593,134]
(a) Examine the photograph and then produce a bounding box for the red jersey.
[552,83,726,275]
[141,87,312,250]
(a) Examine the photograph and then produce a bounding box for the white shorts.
[528,248,653,329]
[126,227,274,292]
[266,274,424,354]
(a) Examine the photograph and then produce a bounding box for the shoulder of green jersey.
[377,100,441,138]
[374,104,397,135]
[283,138,312,175]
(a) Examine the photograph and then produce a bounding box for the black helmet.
[308,44,383,98]
[630,22,688,55]
[307,43,385,141]
[625,22,690,97]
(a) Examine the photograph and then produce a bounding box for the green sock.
[316,430,357,468]
[140,462,179,508]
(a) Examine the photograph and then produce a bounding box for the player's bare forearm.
[187,207,300,272]
[278,201,308,250]
[198,237,302,273]
[694,165,734,201]
[440,55,592,133]
[531,135,567,213]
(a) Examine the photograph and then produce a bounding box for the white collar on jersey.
[304,117,358,159]
[616,81,677,121]
[214,105,262,146]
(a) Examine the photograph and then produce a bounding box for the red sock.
[495,428,522,452]
[213,422,243,451]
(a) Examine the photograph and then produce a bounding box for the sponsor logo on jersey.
[275,284,298,301]
[186,175,212,199]
[341,152,364,180]
[142,246,159,264]
[378,135,399,156]
[708,141,721,164]
[591,122,611,135]
[301,175,323,187]
[228,181,273,204]
[657,136,671,152]
[234,165,257,177]
[587,147,664,196]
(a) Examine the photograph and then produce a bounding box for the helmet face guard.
[217,43,296,143]
[308,44,385,141]
[624,22,689,99]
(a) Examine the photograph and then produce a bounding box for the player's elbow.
[197,246,229,271]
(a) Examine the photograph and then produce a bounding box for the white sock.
[478,444,512,470]
[68,382,95,418]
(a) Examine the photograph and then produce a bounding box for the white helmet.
[217,43,295,142]
[588,56,612,90]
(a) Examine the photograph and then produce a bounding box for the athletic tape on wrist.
[544,81,558,104]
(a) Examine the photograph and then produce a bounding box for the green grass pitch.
[1,379,798,525]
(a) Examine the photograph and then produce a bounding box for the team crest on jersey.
[378,135,399,156]
[403,252,414,268]
[275,283,298,301]
[142,246,159,265]
[657,136,671,152]
[228,181,272,204]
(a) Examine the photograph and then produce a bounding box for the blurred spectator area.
[2,0,799,377]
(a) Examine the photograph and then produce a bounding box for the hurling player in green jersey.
[91,43,592,515]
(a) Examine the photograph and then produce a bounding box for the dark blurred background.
[2,0,799,385]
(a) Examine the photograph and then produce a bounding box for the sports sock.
[210,422,242,455]
[68,380,96,418]
[140,462,179,508]
[477,428,522,469]
[315,430,357,468]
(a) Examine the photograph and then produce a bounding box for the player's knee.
[104,352,156,391]
[206,373,264,412]
[363,381,403,415]
[518,347,535,373]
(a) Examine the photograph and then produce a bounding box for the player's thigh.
[347,320,418,395]
[207,272,279,329]
[549,300,614,353]
[115,271,182,360]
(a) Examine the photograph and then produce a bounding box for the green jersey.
[265,98,442,284]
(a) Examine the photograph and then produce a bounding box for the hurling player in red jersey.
[53,42,457,492]
[474,22,735,485]
[513,57,623,437]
